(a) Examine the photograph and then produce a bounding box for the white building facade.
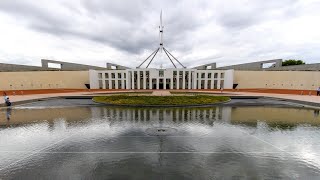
[89,68,233,90]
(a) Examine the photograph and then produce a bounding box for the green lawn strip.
[93,95,230,105]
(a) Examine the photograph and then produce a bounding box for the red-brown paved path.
[1,89,320,106]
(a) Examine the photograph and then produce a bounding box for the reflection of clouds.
[2,106,320,178]
[245,125,320,171]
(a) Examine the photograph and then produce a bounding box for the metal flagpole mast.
[137,11,186,68]
[159,10,164,53]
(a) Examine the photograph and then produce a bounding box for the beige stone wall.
[0,71,89,90]
[0,70,319,91]
[234,71,320,90]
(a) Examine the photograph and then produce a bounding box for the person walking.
[317,87,320,96]
[3,92,11,106]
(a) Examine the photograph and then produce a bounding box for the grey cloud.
[215,0,299,30]
[0,0,205,55]
[0,0,319,67]
[82,0,150,22]
[0,1,70,28]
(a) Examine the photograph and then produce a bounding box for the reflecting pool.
[1,101,320,179]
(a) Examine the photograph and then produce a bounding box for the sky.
[0,0,319,68]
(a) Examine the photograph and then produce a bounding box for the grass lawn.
[93,95,230,106]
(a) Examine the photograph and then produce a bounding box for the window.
[118,73,121,78]
[221,73,224,78]
[105,73,109,78]
[262,62,277,69]
[105,80,109,89]
[185,71,189,80]
[214,73,218,78]
[134,71,137,80]
[124,73,126,78]
[118,80,122,88]
[98,73,102,79]
[214,80,218,89]
[201,73,205,78]
[159,70,164,77]
[112,80,115,89]
[208,73,212,78]
[111,73,115,79]
[98,80,103,89]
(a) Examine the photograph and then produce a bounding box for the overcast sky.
[0,0,319,68]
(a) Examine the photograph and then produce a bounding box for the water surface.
[1,100,320,179]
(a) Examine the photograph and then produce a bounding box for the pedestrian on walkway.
[3,92,11,106]
[317,87,320,96]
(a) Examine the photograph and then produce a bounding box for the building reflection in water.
[90,106,232,126]
[1,105,320,129]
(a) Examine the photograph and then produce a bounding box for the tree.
[282,59,305,66]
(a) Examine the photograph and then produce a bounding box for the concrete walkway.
[1,90,320,107]
[227,91,320,105]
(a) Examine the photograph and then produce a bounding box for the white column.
[188,71,191,89]
[115,76,119,89]
[164,79,166,90]
[177,71,180,89]
[131,71,134,89]
[156,78,159,89]
[182,70,185,89]
[143,70,146,89]
[211,75,214,89]
[204,72,208,89]
[149,77,152,89]
[198,74,201,89]
[121,72,125,89]
[108,76,112,89]
[217,72,221,89]
[137,71,140,89]
[170,75,173,89]
[102,77,105,89]
[193,72,197,89]
[126,72,129,89]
